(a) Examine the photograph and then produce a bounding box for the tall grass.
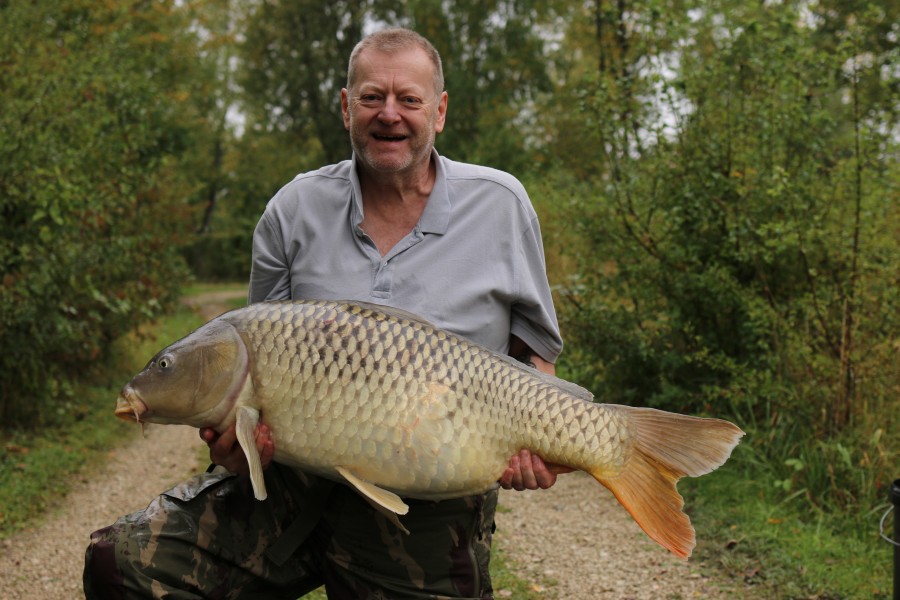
[683,441,894,598]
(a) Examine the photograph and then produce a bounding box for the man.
[85,28,566,599]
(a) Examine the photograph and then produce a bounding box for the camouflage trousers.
[83,463,496,599]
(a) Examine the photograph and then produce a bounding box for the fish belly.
[263,381,513,499]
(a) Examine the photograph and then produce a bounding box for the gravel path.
[0,291,238,600]
[0,292,745,599]
[495,474,744,599]
[0,423,201,599]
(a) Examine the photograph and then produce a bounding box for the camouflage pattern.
[84,462,496,599]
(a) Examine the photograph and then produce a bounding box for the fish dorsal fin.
[538,370,595,402]
[490,352,596,402]
[236,406,267,501]
[335,465,410,534]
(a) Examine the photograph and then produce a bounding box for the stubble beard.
[349,114,437,176]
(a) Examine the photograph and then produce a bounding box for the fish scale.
[229,300,628,498]
[115,299,744,558]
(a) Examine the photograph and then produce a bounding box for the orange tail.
[589,406,744,559]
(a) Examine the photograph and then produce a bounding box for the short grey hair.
[347,28,444,96]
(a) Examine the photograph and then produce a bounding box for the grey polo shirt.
[248,149,562,363]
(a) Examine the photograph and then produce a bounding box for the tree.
[543,0,897,509]
[551,1,898,424]
[0,0,205,425]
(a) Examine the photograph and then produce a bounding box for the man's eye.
[402,97,421,104]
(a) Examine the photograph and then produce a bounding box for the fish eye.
[157,355,174,370]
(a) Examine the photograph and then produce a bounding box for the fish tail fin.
[589,407,744,559]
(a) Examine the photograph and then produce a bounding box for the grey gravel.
[496,472,747,598]
[0,423,201,600]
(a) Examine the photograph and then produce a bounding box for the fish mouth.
[115,386,148,423]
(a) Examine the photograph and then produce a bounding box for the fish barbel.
[115,299,743,558]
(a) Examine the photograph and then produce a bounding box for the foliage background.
[0,0,896,596]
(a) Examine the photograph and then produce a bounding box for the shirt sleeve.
[248,203,293,303]
[510,213,563,364]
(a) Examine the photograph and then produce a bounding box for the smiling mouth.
[373,134,407,142]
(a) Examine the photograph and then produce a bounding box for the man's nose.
[378,96,402,122]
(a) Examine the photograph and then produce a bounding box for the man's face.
[342,47,447,177]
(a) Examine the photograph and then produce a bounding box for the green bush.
[182,232,253,282]
[536,0,898,523]
[0,1,198,426]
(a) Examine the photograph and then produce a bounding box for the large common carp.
[115,299,743,558]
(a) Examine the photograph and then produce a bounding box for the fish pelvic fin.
[235,405,267,501]
[335,466,411,534]
[591,407,744,559]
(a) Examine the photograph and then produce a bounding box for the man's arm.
[201,208,287,474]
[248,208,293,304]
[499,337,575,491]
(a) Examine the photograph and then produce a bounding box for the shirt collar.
[349,149,450,236]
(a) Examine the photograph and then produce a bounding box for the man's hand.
[200,423,275,476]
[499,449,574,491]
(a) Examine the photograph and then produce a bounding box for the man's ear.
[434,91,448,133]
[341,88,351,130]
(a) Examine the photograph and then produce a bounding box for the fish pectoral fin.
[236,406,267,501]
[335,466,410,534]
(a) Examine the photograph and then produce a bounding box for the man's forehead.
[354,47,435,85]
